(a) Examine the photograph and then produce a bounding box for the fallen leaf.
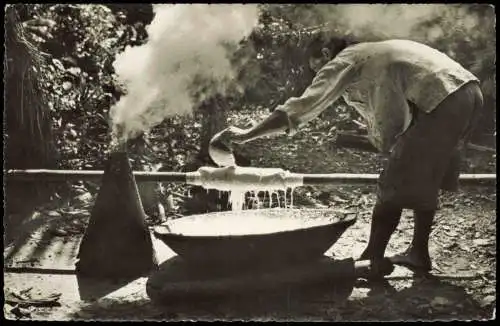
[75,192,93,203]
[480,295,496,308]
[9,305,31,319]
[431,297,450,307]
[332,195,349,203]
[445,242,458,249]
[459,244,472,252]
[483,287,496,295]
[64,209,89,216]
[50,228,68,237]
[473,239,492,246]
[47,210,61,217]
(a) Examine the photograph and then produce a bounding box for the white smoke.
[309,4,487,43]
[109,4,491,142]
[110,4,259,142]
[333,4,445,40]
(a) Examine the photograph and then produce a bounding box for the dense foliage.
[7,4,496,173]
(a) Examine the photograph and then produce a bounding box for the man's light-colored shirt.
[276,39,479,153]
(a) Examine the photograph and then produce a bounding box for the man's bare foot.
[357,248,382,262]
[389,250,432,273]
[354,255,394,281]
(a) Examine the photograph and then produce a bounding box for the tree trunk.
[5,5,58,215]
[199,94,229,160]
[183,94,231,214]
[185,94,256,214]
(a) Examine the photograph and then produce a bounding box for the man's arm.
[237,58,358,143]
[237,110,289,144]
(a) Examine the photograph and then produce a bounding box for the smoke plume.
[110,4,259,143]
[309,4,488,43]
[109,4,492,143]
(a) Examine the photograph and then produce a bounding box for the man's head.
[306,34,356,72]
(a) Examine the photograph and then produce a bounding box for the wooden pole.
[5,169,496,186]
[5,170,187,183]
[301,173,496,185]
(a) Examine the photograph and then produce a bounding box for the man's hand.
[209,126,248,167]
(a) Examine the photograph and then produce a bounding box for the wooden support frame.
[6,169,496,186]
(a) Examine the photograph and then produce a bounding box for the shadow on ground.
[75,275,142,302]
[67,258,492,321]
[4,213,87,267]
[338,276,492,321]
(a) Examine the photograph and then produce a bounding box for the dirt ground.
[4,111,496,321]
[3,186,496,321]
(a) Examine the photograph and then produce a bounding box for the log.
[146,256,357,303]
[334,132,496,153]
[6,169,496,186]
[334,132,378,153]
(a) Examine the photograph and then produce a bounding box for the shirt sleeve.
[275,58,358,136]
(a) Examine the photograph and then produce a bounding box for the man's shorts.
[377,81,483,211]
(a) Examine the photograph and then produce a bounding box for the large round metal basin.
[153,209,356,269]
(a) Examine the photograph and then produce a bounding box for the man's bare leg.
[390,209,434,272]
[359,200,403,261]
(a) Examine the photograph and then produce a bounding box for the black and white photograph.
[4,3,496,321]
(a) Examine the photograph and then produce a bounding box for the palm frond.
[5,5,56,169]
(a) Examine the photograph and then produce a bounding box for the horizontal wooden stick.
[5,169,496,186]
[301,173,496,185]
[5,170,187,183]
